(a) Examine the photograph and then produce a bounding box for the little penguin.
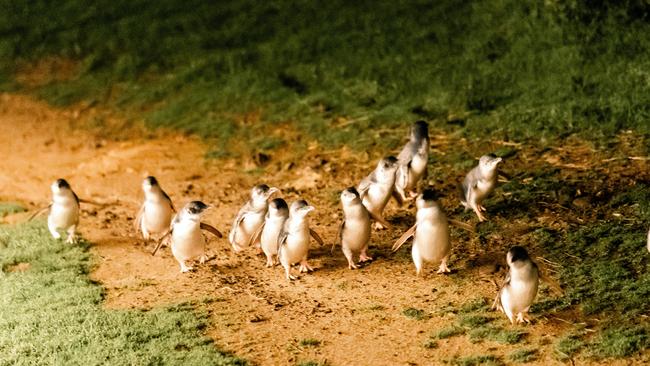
[460,154,502,222]
[357,156,398,229]
[335,187,373,269]
[135,176,175,241]
[278,200,324,280]
[47,178,80,243]
[493,246,539,325]
[394,121,430,204]
[152,201,223,273]
[392,189,451,275]
[248,198,290,267]
[229,184,279,252]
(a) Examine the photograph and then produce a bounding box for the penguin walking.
[47,179,80,243]
[394,121,430,204]
[278,200,323,280]
[357,156,398,229]
[460,154,502,221]
[229,184,279,252]
[335,187,373,269]
[493,246,539,324]
[135,176,174,242]
[153,201,223,273]
[248,198,290,267]
[392,189,451,275]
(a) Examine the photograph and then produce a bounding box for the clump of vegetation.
[591,326,648,359]
[0,222,246,365]
[468,326,526,345]
[508,348,537,363]
[0,202,25,217]
[433,326,465,339]
[402,307,427,320]
[459,298,490,314]
[450,355,503,366]
[299,338,321,347]
[423,339,438,349]
[458,314,491,328]
[555,333,585,361]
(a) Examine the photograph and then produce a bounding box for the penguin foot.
[372,222,386,230]
[359,253,373,262]
[347,261,359,270]
[199,255,208,264]
[436,264,451,274]
[516,312,532,324]
[180,266,193,273]
[65,235,76,244]
[299,262,314,273]
[286,273,299,280]
[51,231,62,240]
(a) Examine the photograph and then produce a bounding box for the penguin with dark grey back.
[394,121,430,204]
[357,156,398,230]
[229,184,279,252]
[460,154,502,221]
[392,189,451,275]
[493,246,539,324]
[135,176,175,242]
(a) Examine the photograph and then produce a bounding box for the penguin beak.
[268,187,279,197]
[305,205,315,213]
[494,157,503,164]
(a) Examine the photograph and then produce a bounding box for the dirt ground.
[0,94,647,365]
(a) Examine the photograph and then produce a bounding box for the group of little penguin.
[33,121,554,325]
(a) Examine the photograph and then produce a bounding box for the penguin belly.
[172,224,205,261]
[413,222,449,263]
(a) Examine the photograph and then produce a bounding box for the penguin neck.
[479,165,498,180]
[288,216,309,232]
[250,199,268,212]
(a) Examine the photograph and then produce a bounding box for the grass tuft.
[433,326,465,339]
[402,307,427,320]
[508,348,537,363]
[0,203,26,217]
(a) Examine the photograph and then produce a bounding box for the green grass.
[0,202,26,217]
[433,326,465,340]
[508,348,537,363]
[298,338,321,347]
[402,307,427,320]
[450,355,503,366]
[468,326,526,345]
[1,0,649,155]
[0,221,246,365]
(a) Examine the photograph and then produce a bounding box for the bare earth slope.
[0,94,647,365]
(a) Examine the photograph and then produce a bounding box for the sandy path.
[1,93,646,366]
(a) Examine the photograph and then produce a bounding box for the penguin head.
[479,154,502,172]
[411,120,429,142]
[506,246,531,267]
[378,156,398,174]
[251,184,279,204]
[416,188,440,209]
[142,176,160,192]
[268,198,289,217]
[340,187,361,205]
[185,201,210,216]
[51,178,72,194]
[290,199,315,217]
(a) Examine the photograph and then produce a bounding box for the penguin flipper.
[391,189,405,206]
[448,219,476,233]
[309,228,324,246]
[151,228,172,256]
[200,222,223,238]
[27,204,51,222]
[392,224,416,252]
[134,205,144,231]
[161,189,176,212]
[247,223,264,247]
[332,221,344,253]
